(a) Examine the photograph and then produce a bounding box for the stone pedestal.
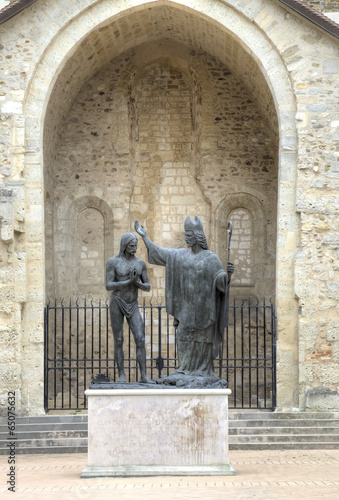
[81,388,235,477]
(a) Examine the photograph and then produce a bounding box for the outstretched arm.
[134,220,153,248]
[134,219,171,266]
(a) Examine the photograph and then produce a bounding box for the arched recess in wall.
[26,0,297,302]
[50,196,114,299]
[25,3,297,240]
[216,190,273,300]
[77,207,105,295]
[228,207,254,286]
[23,0,299,411]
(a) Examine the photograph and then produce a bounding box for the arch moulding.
[23,0,298,411]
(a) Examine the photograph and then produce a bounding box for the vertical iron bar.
[106,300,109,378]
[75,299,82,408]
[98,299,101,373]
[263,298,267,407]
[233,298,237,408]
[147,297,154,379]
[53,300,57,410]
[256,302,259,407]
[271,302,277,410]
[44,304,49,412]
[99,298,102,374]
[61,301,65,409]
[248,298,252,408]
[166,308,170,376]
[241,302,244,408]
[226,321,229,389]
[150,302,154,377]
[91,301,94,377]
[76,300,79,409]
[69,299,72,409]
[84,299,87,407]
[174,317,177,370]
[158,304,162,378]
[128,321,131,382]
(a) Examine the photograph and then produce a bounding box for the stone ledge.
[81,464,236,478]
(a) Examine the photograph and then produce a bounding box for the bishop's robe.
[146,240,229,376]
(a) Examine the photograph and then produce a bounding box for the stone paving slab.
[1,449,339,499]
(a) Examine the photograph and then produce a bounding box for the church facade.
[0,0,338,416]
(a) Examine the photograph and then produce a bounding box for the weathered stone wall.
[0,0,338,415]
[293,46,339,410]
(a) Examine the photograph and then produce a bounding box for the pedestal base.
[81,464,236,478]
[81,388,235,478]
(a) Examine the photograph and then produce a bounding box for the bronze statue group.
[105,216,233,388]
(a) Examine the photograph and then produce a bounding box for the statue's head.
[119,232,138,257]
[184,216,208,250]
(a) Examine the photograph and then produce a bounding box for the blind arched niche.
[50,195,114,299]
[78,207,105,294]
[216,191,275,300]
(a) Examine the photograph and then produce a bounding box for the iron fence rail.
[44,298,276,411]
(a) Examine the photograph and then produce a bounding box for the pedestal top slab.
[85,388,232,396]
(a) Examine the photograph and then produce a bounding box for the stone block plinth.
[81,388,235,477]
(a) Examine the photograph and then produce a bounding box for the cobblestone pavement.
[1,449,339,499]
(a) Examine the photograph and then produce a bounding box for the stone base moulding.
[81,388,236,477]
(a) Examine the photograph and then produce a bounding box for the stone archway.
[22,0,298,412]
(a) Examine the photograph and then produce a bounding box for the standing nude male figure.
[106,232,153,383]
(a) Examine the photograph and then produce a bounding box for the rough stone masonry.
[0,0,338,416]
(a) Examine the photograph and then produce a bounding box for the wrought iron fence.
[44,298,276,411]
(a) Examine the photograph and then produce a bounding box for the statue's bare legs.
[127,311,155,384]
[110,305,127,382]
[110,300,154,383]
